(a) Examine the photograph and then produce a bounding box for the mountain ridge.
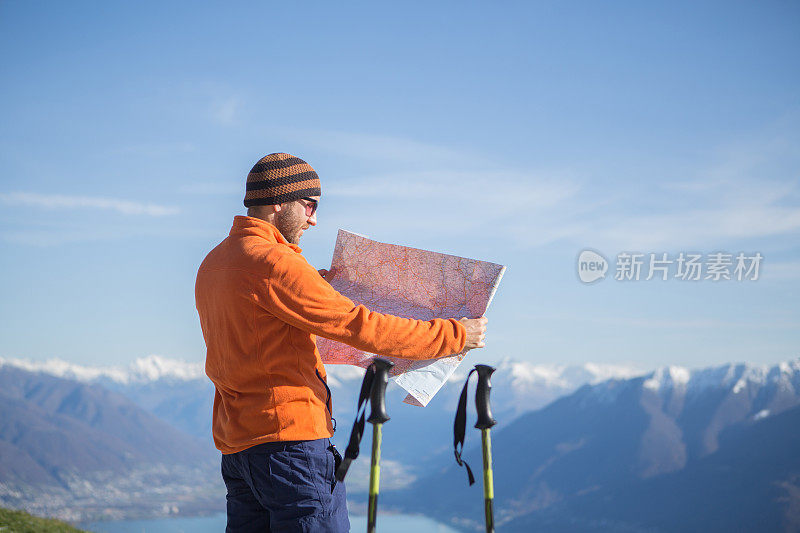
[4,354,798,527]
[0,366,222,522]
[0,354,646,389]
[388,356,800,531]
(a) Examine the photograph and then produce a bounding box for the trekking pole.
[366,358,393,533]
[475,365,497,533]
[334,358,395,532]
[454,364,497,533]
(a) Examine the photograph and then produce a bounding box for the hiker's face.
[275,196,318,244]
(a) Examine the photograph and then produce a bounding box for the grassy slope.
[0,507,87,533]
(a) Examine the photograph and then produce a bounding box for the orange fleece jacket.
[195,216,466,453]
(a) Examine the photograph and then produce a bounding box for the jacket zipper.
[315,368,336,432]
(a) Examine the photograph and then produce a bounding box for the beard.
[273,207,306,244]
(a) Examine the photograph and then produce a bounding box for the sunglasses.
[299,197,318,217]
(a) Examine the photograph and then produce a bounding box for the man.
[195,153,488,532]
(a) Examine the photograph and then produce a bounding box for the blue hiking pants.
[221,438,350,532]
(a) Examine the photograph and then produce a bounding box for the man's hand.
[459,316,488,350]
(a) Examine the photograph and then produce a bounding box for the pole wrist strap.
[335,364,375,482]
[453,367,478,486]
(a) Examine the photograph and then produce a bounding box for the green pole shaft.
[481,428,495,533]
[367,423,383,533]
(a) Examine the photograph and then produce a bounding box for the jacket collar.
[230,216,302,253]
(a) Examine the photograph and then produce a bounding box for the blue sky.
[1,1,798,370]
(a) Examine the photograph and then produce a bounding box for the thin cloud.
[253,129,800,252]
[328,170,579,208]
[535,136,800,250]
[0,225,217,247]
[112,141,196,157]
[212,97,242,125]
[0,192,180,216]
[286,130,474,167]
[580,203,800,251]
[529,313,800,330]
[320,169,582,246]
[0,228,119,247]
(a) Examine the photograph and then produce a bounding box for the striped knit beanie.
[244,153,321,207]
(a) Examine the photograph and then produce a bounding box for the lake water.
[81,512,459,532]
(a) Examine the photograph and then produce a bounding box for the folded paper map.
[317,230,505,406]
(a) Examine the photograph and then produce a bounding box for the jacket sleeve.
[262,252,466,360]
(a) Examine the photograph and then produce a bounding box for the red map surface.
[318,230,505,405]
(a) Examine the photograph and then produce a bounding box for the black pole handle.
[474,364,497,430]
[367,358,394,424]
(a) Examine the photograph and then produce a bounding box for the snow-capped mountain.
[642,359,800,400]
[0,354,205,384]
[0,354,641,389]
[397,357,800,532]
[585,359,800,457]
[0,354,644,420]
[4,354,798,527]
[0,364,221,522]
[0,355,216,441]
[445,358,645,419]
[0,354,646,477]
[10,354,798,454]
